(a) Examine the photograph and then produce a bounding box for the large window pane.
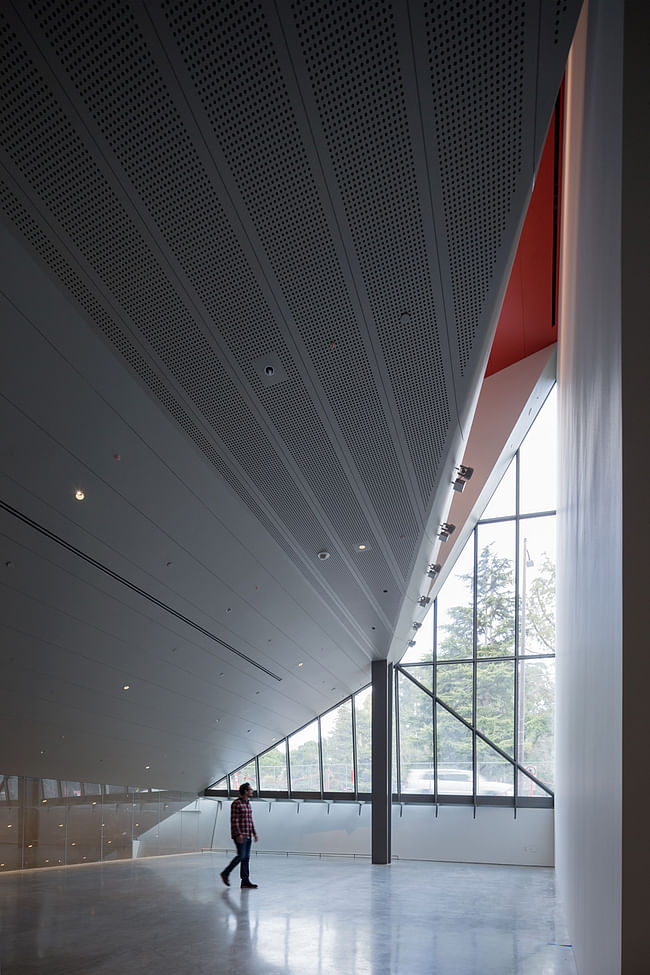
[477,660,514,756]
[476,739,514,796]
[354,687,372,793]
[400,605,434,663]
[518,659,555,789]
[289,721,320,793]
[476,521,515,657]
[67,793,103,864]
[24,777,66,869]
[436,706,472,793]
[519,386,556,514]
[437,534,474,660]
[398,674,433,793]
[258,743,287,792]
[229,760,257,794]
[321,701,354,793]
[519,516,556,655]
[436,662,472,723]
[481,457,516,520]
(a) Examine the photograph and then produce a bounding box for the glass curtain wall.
[209,390,556,807]
[208,687,372,800]
[398,389,556,804]
[0,777,197,871]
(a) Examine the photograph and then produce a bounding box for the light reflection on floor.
[0,852,576,974]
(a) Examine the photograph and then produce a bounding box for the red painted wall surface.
[486,90,563,376]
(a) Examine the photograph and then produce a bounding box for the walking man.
[221,782,259,889]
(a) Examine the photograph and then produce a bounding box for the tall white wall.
[556,1,624,972]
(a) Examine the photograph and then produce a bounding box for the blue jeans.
[224,837,252,884]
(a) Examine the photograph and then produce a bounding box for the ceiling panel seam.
[0,497,283,680]
[0,175,382,654]
[0,198,380,658]
[0,619,288,747]
[411,0,541,433]
[137,2,419,576]
[271,0,445,515]
[0,490,372,707]
[4,1,402,627]
[0,372,369,678]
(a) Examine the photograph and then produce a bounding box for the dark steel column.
[371,659,392,864]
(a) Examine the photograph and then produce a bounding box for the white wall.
[197,799,553,867]
[393,805,553,867]
[556,1,624,972]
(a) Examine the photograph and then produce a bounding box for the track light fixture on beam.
[427,563,441,579]
[452,464,474,493]
[417,595,431,607]
[438,522,456,542]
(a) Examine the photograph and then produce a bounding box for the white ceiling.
[0,0,580,793]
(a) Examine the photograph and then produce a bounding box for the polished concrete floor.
[0,853,576,974]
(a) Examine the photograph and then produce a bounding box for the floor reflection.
[0,854,576,974]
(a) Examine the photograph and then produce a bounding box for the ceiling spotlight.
[407,639,416,648]
[356,543,367,551]
[417,595,431,607]
[427,563,441,579]
[412,621,422,630]
[438,523,456,542]
[122,684,130,691]
[317,550,330,561]
[452,477,466,493]
[74,490,85,501]
[144,765,151,770]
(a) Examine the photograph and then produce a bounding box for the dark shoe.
[220,871,230,887]
[241,882,258,888]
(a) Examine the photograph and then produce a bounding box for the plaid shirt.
[230,797,256,840]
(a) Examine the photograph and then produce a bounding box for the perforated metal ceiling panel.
[0,0,581,789]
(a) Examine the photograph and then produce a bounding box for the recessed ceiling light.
[42,799,47,804]
[75,490,85,501]
[298,662,304,667]
[145,765,151,770]
[357,543,367,551]
[122,684,130,691]
[317,550,330,560]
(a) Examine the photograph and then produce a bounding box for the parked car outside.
[404,767,512,796]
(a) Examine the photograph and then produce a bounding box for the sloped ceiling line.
[275,0,453,505]
[0,6,402,634]
[5,0,411,615]
[145,2,429,562]
[0,498,283,680]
